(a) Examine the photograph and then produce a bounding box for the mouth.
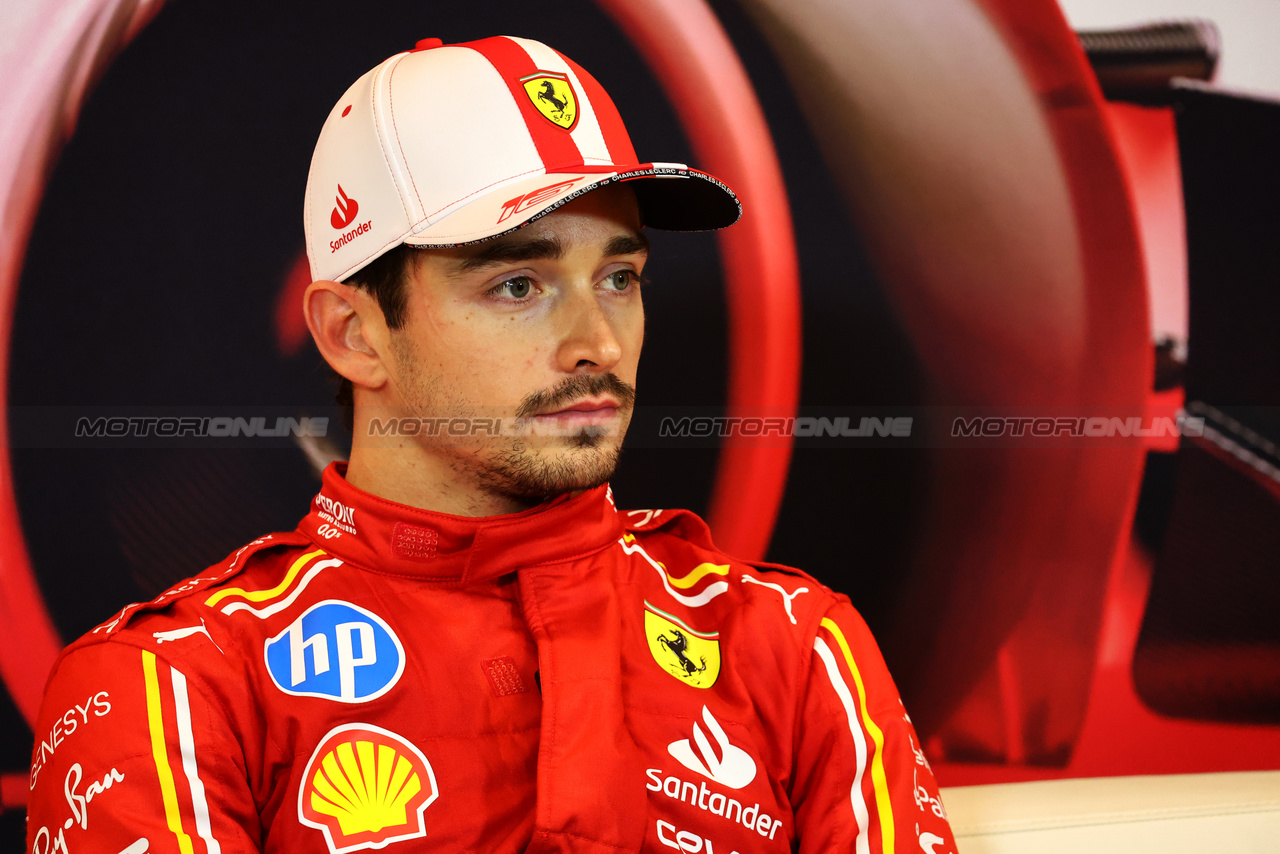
[532,397,623,427]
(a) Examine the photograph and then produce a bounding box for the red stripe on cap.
[557,52,637,164]
[460,37,584,169]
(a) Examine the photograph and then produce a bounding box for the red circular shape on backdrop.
[593,0,803,562]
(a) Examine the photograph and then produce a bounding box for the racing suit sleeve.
[790,598,957,854]
[27,642,262,854]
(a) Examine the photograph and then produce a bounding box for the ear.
[303,280,389,392]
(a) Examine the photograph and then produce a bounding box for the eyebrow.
[452,230,650,275]
[454,237,564,274]
[604,232,650,258]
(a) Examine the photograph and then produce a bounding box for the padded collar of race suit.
[298,462,624,583]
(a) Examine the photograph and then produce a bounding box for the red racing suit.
[27,463,956,854]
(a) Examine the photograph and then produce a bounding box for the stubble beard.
[475,422,627,504]
[391,337,633,505]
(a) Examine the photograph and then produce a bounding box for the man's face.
[380,183,647,504]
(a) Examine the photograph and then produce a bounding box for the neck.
[344,443,538,518]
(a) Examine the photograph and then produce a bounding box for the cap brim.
[627,167,742,232]
[402,164,740,248]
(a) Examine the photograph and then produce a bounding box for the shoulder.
[618,505,844,644]
[54,530,319,674]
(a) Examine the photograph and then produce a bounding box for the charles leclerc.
[27,36,956,854]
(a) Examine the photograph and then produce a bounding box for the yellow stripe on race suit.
[204,548,325,606]
[143,650,195,854]
[813,638,873,854]
[820,618,894,854]
[666,562,730,589]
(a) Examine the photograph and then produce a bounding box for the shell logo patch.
[521,72,578,130]
[298,723,438,854]
[645,600,721,689]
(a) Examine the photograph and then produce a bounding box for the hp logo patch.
[264,600,404,703]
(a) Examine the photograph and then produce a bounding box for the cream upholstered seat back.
[941,771,1280,853]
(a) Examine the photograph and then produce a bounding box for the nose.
[555,287,624,374]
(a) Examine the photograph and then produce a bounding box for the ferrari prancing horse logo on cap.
[521,72,578,131]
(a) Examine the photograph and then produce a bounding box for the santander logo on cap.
[328,184,373,256]
[330,185,359,230]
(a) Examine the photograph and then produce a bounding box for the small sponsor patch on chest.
[482,656,528,696]
[392,522,439,560]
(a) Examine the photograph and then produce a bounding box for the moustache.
[516,374,637,419]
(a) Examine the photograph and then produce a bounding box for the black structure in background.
[1078,20,1218,104]
[3,0,918,839]
[1133,84,1280,722]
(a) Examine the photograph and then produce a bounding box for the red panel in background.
[872,0,1154,781]
[1063,106,1280,780]
[1105,103,1187,352]
[944,526,1280,784]
[930,40,1280,784]
[924,0,1149,782]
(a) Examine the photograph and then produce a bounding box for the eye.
[491,276,534,299]
[602,270,636,291]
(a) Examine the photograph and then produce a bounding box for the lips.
[534,398,622,426]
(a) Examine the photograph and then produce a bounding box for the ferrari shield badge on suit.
[644,601,721,689]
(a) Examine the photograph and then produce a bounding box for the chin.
[479,434,624,503]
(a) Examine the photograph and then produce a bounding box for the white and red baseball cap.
[304,35,741,283]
